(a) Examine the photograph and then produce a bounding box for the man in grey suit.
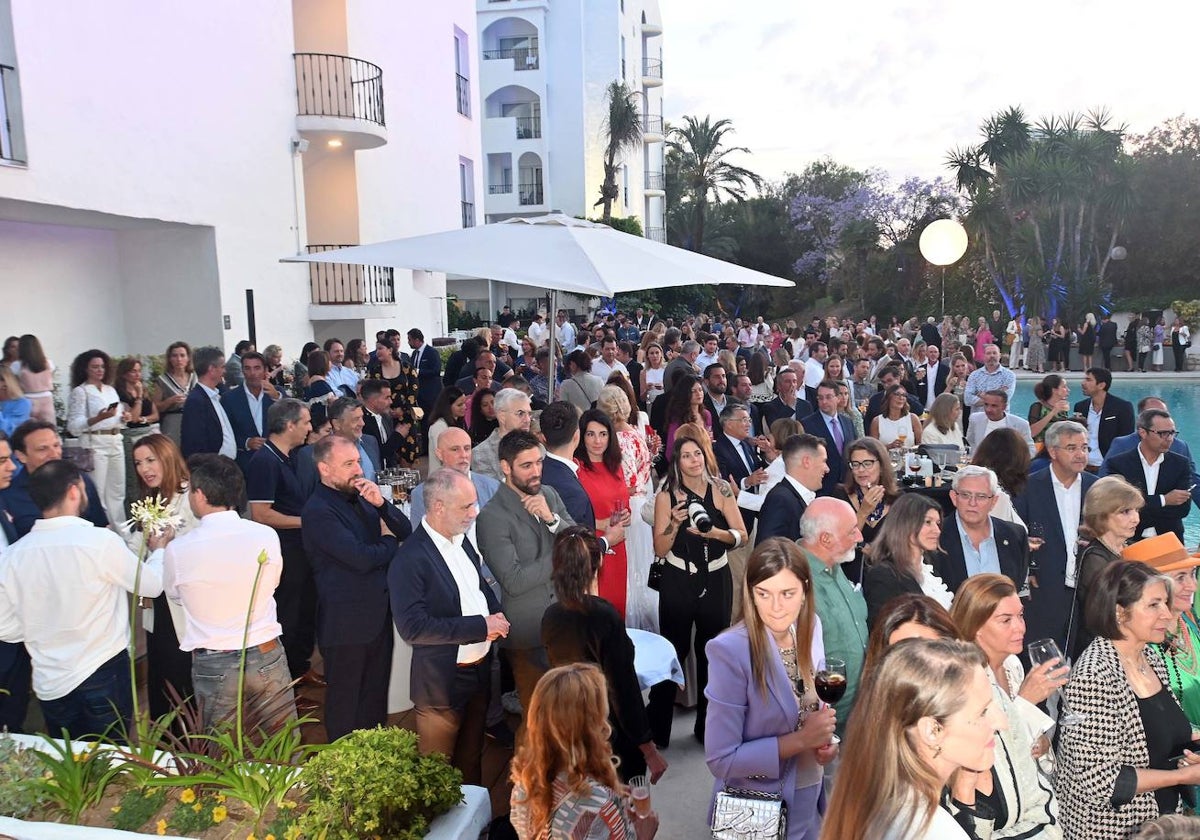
[470,389,532,482]
[475,430,574,716]
[965,390,1036,456]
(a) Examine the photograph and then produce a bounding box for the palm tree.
[595,81,642,221]
[667,115,761,253]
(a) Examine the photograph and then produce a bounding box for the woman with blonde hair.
[922,392,965,448]
[821,638,1006,840]
[510,662,659,839]
[0,366,32,437]
[706,539,836,839]
[153,341,196,444]
[639,341,666,410]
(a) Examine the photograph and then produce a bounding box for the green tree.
[667,115,762,254]
[595,81,642,222]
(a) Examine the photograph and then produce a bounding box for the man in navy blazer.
[0,431,31,733]
[755,433,827,545]
[407,329,443,415]
[758,368,813,431]
[1013,421,1098,650]
[392,469,507,784]
[1073,367,1134,464]
[2,421,109,537]
[220,352,274,476]
[713,403,768,532]
[908,344,949,409]
[1100,397,1200,508]
[180,346,236,460]
[1103,408,1193,541]
[801,381,854,494]
[301,435,412,741]
[537,401,597,527]
[934,468,1029,594]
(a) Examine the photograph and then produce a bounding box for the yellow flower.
[110,806,121,814]
[279,800,296,810]
[156,819,168,836]
[180,788,195,804]
[212,805,228,824]
[265,835,276,840]
[247,834,256,840]
[284,828,302,840]
[215,793,227,803]
[192,803,202,813]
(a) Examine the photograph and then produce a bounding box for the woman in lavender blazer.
[705,538,836,840]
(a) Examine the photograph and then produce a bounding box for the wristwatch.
[543,514,560,529]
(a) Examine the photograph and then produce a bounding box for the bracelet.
[730,529,744,549]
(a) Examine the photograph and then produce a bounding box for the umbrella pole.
[548,288,558,401]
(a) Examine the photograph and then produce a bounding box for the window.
[460,158,476,227]
[0,0,25,164]
[454,29,470,117]
[620,36,626,80]
[623,164,629,206]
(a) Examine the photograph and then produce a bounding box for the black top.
[119,392,154,428]
[667,483,729,567]
[246,442,307,518]
[862,558,923,627]
[1136,688,1191,816]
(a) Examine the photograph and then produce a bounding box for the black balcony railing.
[305,245,395,305]
[642,115,664,135]
[515,116,541,139]
[462,201,476,228]
[482,42,540,70]
[456,73,471,117]
[645,171,665,190]
[519,183,544,205]
[1,65,22,164]
[647,227,666,243]
[294,54,385,127]
[642,57,663,79]
[489,183,514,194]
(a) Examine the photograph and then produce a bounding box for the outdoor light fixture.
[1110,246,1127,260]
[327,138,343,148]
[919,218,969,313]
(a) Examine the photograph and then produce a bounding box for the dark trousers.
[146,595,194,719]
[1174,344,1188,372]
[646,562,732,746]
[415,658,491,785]
[321,620,393,741]
[276,532,317,679]
[40,651,132,741]
[1100,346,1114,369]
[0,641,32,733]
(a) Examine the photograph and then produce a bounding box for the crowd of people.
[0,302,1198,840]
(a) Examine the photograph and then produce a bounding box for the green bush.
[296,727,462,840]
[0,736,48,819]
[1172,299,1200,329]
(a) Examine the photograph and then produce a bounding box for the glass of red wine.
[815,658,848,706]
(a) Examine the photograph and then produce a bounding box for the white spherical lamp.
[1110,246,1127,261]
[919,219,969,266]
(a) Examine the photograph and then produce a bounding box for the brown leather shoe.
[299,668,327,688]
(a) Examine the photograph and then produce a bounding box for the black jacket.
[1104,446,1193,540]
[933,513,1029,595]
[754,478,808,545]
[1072,393,1134,457]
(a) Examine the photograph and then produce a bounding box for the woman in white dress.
[639,342,666,412]
[871,384,922,449]
[922,393,965,448]
[66,349,127,525]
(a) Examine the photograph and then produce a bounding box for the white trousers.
[86,433,126,525]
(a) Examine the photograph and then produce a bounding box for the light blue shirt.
[326,364,359,395]
[199,382,237,459]
[958,518,1000,578]
[1087,404,1103,466]
[356,440,375,483]
[963,364,1017,407]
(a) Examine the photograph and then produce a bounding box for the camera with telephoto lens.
[687,499,713,533]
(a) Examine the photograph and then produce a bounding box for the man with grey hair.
[470,388,532,481]
[1102,408,1193,541]
[963,343,1016,408]
[935,464,1029,594]
[965,389,1036,455]
[663,340,701,393]
[181,346,236,459]
[1014,419,1098,648]
[798,497,866,738]
[392,469,507,783]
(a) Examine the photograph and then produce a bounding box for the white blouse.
[67,383,124,436]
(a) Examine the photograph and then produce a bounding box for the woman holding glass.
[832,437,899,586]
[66,349,127,526]
[705,539,836,840]
[116,357,160,514]
[1029,375,1072,451]
[575,409,633,620]
[952,574,1067,839]
[870,384,921,450]
[862,493,953,626]
[1056,561,1200,839]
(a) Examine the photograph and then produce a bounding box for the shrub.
[0,736,48,819]
[297,727,462,840]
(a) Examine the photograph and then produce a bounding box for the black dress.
[1078,323,1096,356]
[542,596,653,780]
[1137,688,1192,816]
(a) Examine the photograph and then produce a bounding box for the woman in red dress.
[575,408,632,619]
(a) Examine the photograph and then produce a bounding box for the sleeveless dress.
[876,414,909,447]
[155,371,196,444]
[576,460,631,619]
[364,360,420,465]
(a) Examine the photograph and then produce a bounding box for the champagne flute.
[1028,638,1084,726]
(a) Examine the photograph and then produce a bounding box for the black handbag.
[647,556,665,591]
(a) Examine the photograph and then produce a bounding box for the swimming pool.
[1011,378,1200,546]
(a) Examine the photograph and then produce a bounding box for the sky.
[656,0,1198,187]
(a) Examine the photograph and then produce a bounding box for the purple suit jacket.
[705,621,825,837]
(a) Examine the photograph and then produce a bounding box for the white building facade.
[0,0,482,369]
[460,0,664,319]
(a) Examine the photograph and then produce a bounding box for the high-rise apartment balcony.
[482,41,540,71]
[644,170,665,196]
[305,245,395,305]
[294,53,387,150]
[641,57,663,88]
[642,114,664,143]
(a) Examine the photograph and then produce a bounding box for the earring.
[933,743,942,759]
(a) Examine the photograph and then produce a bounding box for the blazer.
[1104,446,1192,540]
[180,387,225,458]
[933,513,1029,594]
[704,624,826,832]
[713,433,765,531]
[539,456,596,528]
[759,396,813,432]
[1102,431,1200,508]
[408,471,499,529]
[408,343,443,413]
[1013,469,1097,648]
[907,361,948,409]
[920,323,942,350]
[1072,393,1134,457]
[475,483,573,649]
[862,561,925,627]
[2,468,109,537]
[1056,639,1176,840]
[754,478,808,546]
[220,386,274,475]
[361,410,407,468]
[964,411,1037,456]
[300,482,412,647]
[390,523,500,708]
[801,412,854,494]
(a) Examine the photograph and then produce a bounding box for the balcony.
[489,183,514,194]
[644,170,665,196]
[462,201,476,228]
[515,116,542,139]
[642,114,664,142]
[641,57,663,88]
[305,245,395,305]
[646,227,666,243]
[519,182,544,206]
[294,53,387,150]
[482,41,540,70]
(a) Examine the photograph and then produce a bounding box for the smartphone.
[107,402,119,410]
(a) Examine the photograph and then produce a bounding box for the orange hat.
[1121,533,1200,574]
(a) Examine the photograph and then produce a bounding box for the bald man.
[409,427,500,530]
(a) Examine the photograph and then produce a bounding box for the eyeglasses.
[731,415,752,423]
[1052,444,1091,454]
[848,459,878,470]
[952,491,995,504]
[1147,429,1178,439]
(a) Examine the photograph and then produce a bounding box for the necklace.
[1119,648,1150,677]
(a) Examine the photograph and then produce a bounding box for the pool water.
[1011,379,1200,546]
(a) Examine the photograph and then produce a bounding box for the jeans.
[39,651,132,741]
[192,640,295,731]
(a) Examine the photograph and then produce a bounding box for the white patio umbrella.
[286,213,794,395]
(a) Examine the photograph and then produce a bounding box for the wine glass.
[1028,521,1045,553]
[896,431,908,450]
[815,658,848,706]
[611,497,630,527]
[1028,638,1084,726]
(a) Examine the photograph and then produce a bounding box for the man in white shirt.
[324,339,359,397]
[0,460,165,738]
[804,342,829,392]
[695,335,721,372]
[590,337,629,382]
[526,312,548,347]
[555,310,577,352]
[164,454,293,729]
[391,469,507,783]
[965,390,1037,455]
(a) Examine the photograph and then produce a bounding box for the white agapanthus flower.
[125,496,184,541]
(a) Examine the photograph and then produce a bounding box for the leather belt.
[194,638,279,655]
[664,552,729,574]
[88,428,121,435]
